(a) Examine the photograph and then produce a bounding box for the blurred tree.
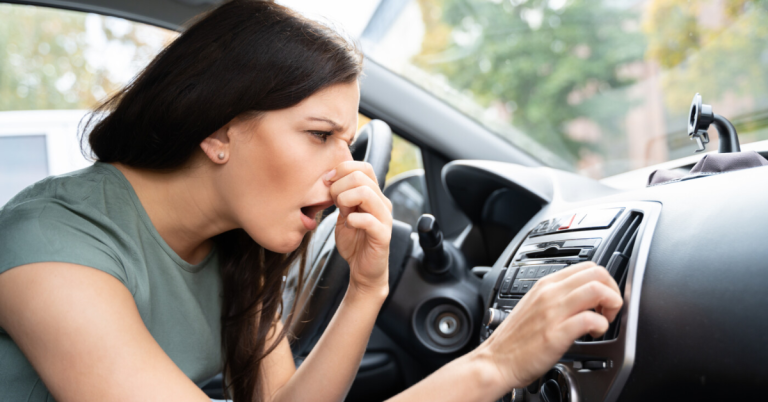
[643,0,768,120]
[413,0,645,167]
[0,3,174,111]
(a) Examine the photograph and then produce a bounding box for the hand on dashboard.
[476,261,623,390]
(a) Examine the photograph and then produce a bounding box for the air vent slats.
[584,211,643,342]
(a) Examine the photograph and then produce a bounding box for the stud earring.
[217,152,225,160]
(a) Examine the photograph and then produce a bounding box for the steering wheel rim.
[283,119,393,358]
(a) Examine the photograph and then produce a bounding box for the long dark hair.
[81,1,362,400]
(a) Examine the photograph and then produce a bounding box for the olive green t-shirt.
[0,163,223,401]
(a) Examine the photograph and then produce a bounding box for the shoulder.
[0,165,136,290]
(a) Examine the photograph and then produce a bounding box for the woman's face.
[212,81,359,253]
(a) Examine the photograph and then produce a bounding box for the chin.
[242,223,306,254]
[262,231,306,254]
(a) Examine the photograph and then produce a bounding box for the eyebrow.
[306,116,354,145]
[306,116,342,130]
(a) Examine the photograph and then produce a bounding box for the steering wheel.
[282,119,412,360]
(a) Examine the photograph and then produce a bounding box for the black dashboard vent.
[584,211,643,342]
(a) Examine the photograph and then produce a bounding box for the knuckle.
[588,266,607,279]
[337,191,351,206]
[537,275,553,287]
[597,267,612,279]
[352,170,367,184]
[362,185,377,197]
[538,281,555,295]
[586,281,602,294]
[573,261,595,270]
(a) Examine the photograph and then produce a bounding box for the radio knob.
[483,308,509,330]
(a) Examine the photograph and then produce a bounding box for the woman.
[0,1,623,401]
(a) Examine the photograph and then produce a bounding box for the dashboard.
[437,159,768,402]
[482,202,660,402]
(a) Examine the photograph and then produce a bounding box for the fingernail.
[324,169,336,182]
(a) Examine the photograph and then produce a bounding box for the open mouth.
[300,200,335,220]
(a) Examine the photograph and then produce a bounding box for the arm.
[386,262,624,402]
[263,285,386,402]
[0,262,212,402]
[260,164,621,402]
[261,160,392,402]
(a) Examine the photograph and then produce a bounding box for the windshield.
[283,0,768,178]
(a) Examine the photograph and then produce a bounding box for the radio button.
[510,279,521,294]
[550,265,566,274]
[536,266,551,278]
[500,277,513,294]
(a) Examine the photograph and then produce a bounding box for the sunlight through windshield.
[284,0,768,178]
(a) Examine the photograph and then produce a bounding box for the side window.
[0,4,176,205]
[0,135,48,203]
[358,114,427,229]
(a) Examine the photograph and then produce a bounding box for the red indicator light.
[558,214,575,230]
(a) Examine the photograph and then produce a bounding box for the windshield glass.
[283,0,768,178]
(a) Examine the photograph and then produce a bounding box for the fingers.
[537,263,622,323]
[560,281,623,323]
[340,212,391,244]
[557,310,610,340]
[326,161,378,187]
[335,186,392,225]
[329,165,393,219]
[543,262,621,296]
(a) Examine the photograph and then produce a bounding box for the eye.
[309,131,332,143]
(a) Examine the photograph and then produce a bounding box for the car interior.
[3,0,768,401]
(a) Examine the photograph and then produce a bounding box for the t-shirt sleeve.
[0,199,131,291]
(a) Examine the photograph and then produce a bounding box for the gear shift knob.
[417,214,449,274]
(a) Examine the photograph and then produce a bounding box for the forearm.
[271,283,387,402]
[386,347,507,402]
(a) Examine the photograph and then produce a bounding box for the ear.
[200,124,232,164]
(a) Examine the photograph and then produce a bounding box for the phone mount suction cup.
[687,93,740,153]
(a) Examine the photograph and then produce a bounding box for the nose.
[337,140,354,164]
[323,141,354,187]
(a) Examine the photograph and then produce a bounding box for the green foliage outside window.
[407,0,768,177]
[0,4,174,111]
[414,0,645,170]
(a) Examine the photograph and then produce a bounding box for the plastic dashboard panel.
[485,202,661,402]
[446,160,768,401]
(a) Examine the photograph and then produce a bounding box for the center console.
[481,202,662,402]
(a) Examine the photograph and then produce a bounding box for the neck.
[112,160,235,264]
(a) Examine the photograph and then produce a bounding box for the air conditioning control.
[483,308,508,330]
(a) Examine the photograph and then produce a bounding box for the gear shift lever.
[417,214,449,274]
